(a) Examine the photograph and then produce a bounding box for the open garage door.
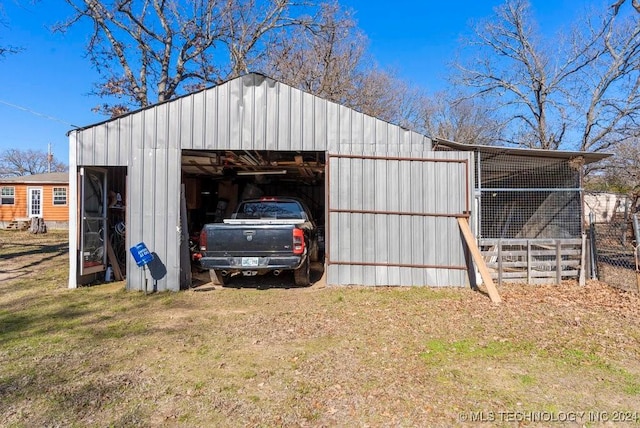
[181,149,325,230]
[326,152,474,287]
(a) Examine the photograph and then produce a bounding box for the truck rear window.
[235,201,305,220]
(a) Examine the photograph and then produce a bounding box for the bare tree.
[351,69,426,129]
[54,0,319,116]
[54,0,425,129]
[418,92,504,145]
[261,5,367,106]
[569,4,640,153]
[588,138,640,207]
[0,149,68,177]
[0,4,22,59]
[260,3,424,128]
[454,0,640,152]
[262,5,367,103]
[611,0,640,14]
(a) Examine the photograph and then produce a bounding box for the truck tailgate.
[204,223,296,255]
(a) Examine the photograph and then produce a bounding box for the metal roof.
[0,172,69,184]
[432,138,613,165]
[70,72,418,135]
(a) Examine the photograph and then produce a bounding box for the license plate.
[241,257,259,267]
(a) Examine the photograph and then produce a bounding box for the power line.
[0,98,80,128]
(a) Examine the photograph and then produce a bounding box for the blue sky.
[0,0,597,163]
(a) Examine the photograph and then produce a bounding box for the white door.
[80,168,108,275]
[27,187,43,218]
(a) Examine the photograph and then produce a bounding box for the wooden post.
[497,241,503,288]
[634,244,640,293]
[458,217,502,303]
[527,240,532,284]
[555,240,562,285]
[579,233,586,286]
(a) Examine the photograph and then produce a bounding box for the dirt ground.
[190,260,327,291]
[1,230,640,427]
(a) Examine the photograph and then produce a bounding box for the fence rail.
[480,238,583,285]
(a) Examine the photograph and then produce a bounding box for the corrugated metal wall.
[71,73,470,291]
[74,73,430,165]
[326,152,473,287]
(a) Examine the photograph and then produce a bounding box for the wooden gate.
[480,238,583,285]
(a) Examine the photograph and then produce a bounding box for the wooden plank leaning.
[106,235,124,281]
[457,217,502,304]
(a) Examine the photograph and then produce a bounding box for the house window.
[53,187,67,205]
[1,187,15,205]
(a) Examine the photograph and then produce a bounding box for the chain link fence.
[587,193,640,293]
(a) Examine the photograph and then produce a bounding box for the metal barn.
[68,73,477,291]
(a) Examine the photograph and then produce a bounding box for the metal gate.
[325,151,474,287]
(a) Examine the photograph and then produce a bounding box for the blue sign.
[130,242,154,267]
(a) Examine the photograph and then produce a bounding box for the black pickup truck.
[198,197,319,287]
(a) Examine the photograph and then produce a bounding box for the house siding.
[1,182,69,228]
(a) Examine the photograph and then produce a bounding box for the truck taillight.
[293,228,305,255]
[199,229,207,251]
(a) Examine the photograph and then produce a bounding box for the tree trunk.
[29,218,47,234]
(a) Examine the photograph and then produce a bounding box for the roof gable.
[71,73,431,166]
[0,172,69,184]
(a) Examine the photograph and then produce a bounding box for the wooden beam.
[579,232,586,286]
[458,217,502,303]
[106,236,123,281]
[188,160,217,175]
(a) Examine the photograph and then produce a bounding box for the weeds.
[1,230,639,426]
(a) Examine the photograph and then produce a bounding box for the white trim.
[0,186,15,205]
[69,132,78,289]
[53,187,68,206]
[27,187,43,218]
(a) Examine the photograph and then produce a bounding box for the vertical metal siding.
[326,152,473,287]
[173,73,429,153]
[118,116,132,164]
[289,85,303,151]
[168,100,182,151]
[125,147,181,292]
[75,73,431,161]
[92,126,107,164]
[155,103,169,150]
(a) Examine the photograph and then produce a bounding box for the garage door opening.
[181,150,326,286]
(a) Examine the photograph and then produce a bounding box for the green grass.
[1,229,640,426]
[420,338,537,362]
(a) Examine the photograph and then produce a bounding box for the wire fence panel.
[478,152,583,240]
[481,190,582,239]
[475,152,584,284]
[590,211,640,293]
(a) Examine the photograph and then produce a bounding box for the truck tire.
[209,269,226,286]
[309,242,319,262]
[293,258,310,287]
